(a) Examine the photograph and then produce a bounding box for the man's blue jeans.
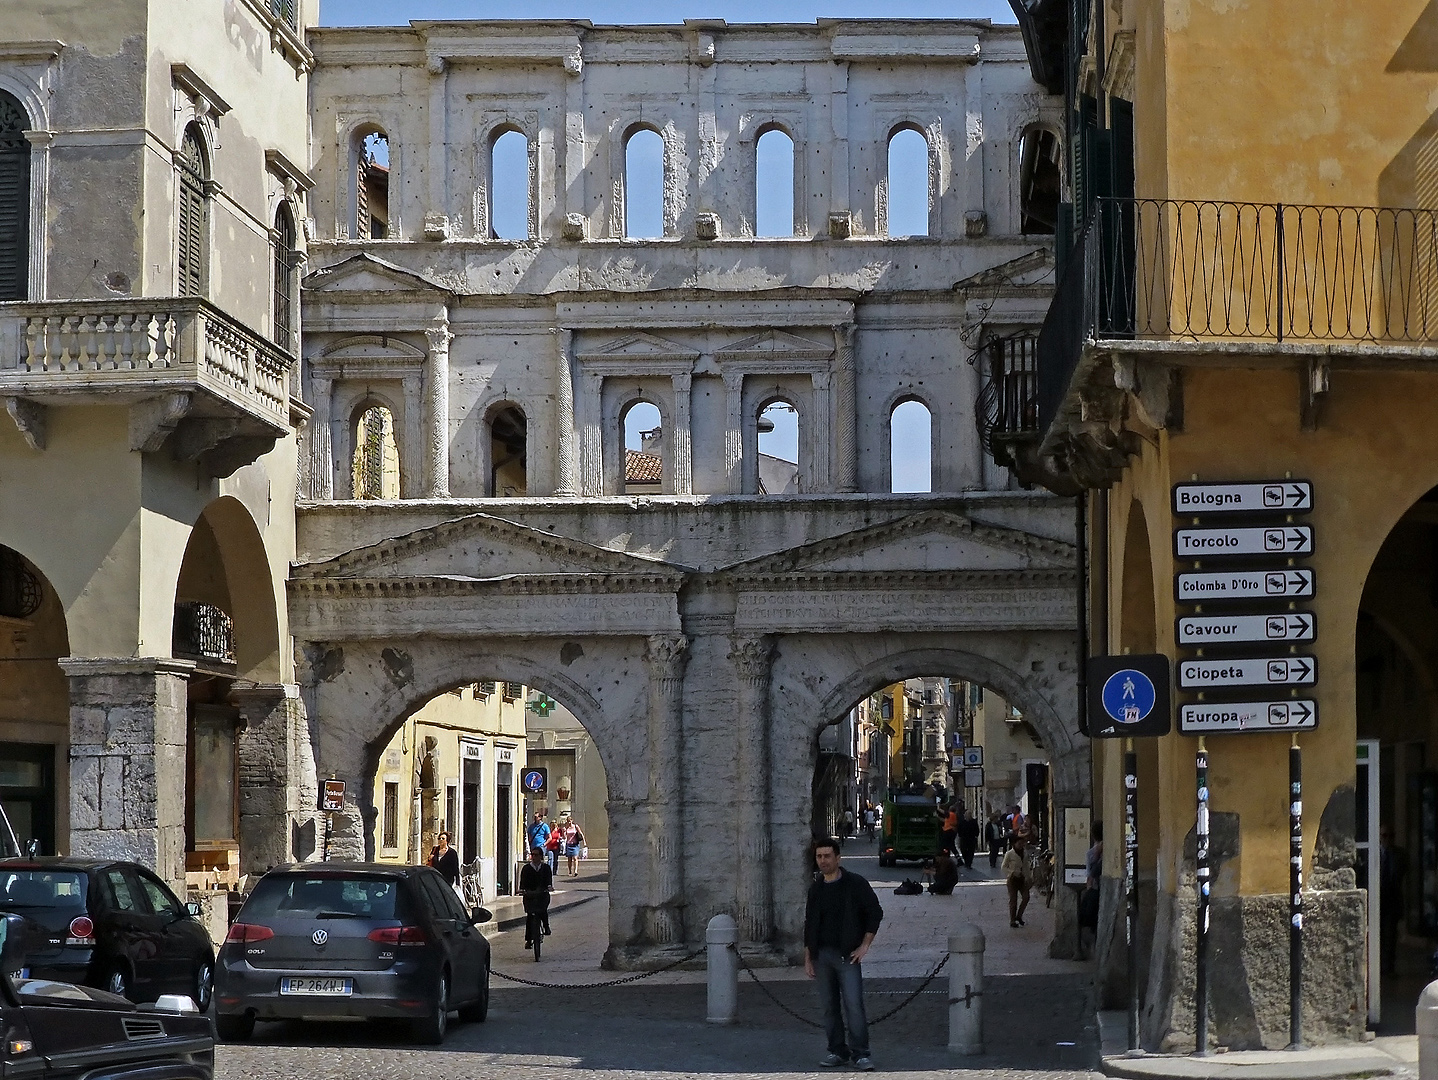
[813,946,869,1060]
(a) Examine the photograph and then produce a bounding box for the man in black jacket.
[805,836,884,1071]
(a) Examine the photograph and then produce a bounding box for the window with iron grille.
[0,91,31,302]
[171,601,235,665]
[382,782,399,849]
[476,681,496,698]
[0,546,40,619]
[272,205,296,351]
[502,681,522,701]
[177,126,208,297]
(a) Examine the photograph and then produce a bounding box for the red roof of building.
[625,450,662,482]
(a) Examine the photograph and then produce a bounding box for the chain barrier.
[491,947,704,990]
[730,944,950,1028]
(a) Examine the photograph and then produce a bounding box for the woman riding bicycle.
[518,845,554,954]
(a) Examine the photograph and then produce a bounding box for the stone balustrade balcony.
[0,298,304,476]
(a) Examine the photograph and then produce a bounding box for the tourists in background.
[985,813,1005,868]
[1003,835,1031,927]
[843,807,856,839]
[544,818,562,873]
[527,811,551,861]
[563,818,585,876]
[428,830,460,886]
[957,808,980,870]
[939,804,959,856]
[928,848,958,895]
[1078,822,1103,959]
[862,803,877,842]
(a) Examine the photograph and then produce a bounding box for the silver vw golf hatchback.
[215,863,491,1044]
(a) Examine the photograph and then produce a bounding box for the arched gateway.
[291,497,1081,964]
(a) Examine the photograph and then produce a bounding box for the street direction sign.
[1087,654,1171,738]
[1175,568,1315,603]
[1176,612,1315,645]
[320,779,346,813]
[1174,525,1313,558]
[1172,480,1313,514]
[1179,699,1318,735]
[1178,655,1317,689]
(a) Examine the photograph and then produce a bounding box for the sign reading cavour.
[1175,568,1314,602]
[1176,611,1315,645]
[1179,699,1318,734]
[1174,525,1313,558]
[1178,655,1317,690]
[1172,480,1313,514]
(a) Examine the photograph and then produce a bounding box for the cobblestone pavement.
[218,843,1100,1079]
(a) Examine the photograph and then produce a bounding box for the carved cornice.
[290,573,682,597]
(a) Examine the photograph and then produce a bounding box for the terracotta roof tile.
[626,450,663,482]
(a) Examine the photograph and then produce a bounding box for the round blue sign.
[522,770,545,793]
[1101,669,1157,725]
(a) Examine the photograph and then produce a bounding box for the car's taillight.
[225,923,275,944]
[65,916,95,945]
[367,925,427,946]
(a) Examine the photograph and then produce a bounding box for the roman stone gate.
[293,18,1079,962]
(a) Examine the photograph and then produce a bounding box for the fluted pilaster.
[729,633,775,942]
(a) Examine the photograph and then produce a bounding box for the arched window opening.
[489,406,528,496]
[623,400,662,494]
[352,404,399,500]
[757,399,799,495]
[177,125,209,297]
[0,91,32,301]
[357,131,390,239]
[1019,128,1061,235]
[490,129,530,240]
[886,127,930,238]
[890,399,933,493]
[755,127,795,238]
[624,128,664,239]
[272,205,297,351]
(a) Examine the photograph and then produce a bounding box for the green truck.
[878,795,941,866]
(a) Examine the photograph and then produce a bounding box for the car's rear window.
[242,874,406,920]
[0,870,87,909]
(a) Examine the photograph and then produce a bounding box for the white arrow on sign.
[1172,481,1313,514]
[1179,699,1318,734]
[1176,612,1315,645]
[1176,568,1315,602]
[1175,525,1313,557]
[1178,656,1317,689]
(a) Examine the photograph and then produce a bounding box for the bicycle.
[523,903,547,961]
[459,858,483,909]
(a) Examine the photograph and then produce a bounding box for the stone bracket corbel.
[129,392,192,453]
[173,417,278,478]
[1301,356,1330,431]
[1112,355,1184,432]
[3,397,46,450]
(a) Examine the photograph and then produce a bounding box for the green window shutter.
[0,146,28,301]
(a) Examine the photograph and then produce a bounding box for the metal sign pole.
[1195,738,1210,1056]
[323,811,332,862]
[1125,738,1139,1052]
[1288,736,1304,1049]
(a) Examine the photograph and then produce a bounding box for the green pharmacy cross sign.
[527,694,555,717]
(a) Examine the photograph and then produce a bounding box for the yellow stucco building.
[1009,0,1438,1051]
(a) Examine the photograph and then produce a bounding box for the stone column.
[729,634,775,942]
[810,370,832,492]
[723,370,745,494]
[424,319,452,498]
[62,658,194,890]
[230,682,299,876]
[309,376,334,500]
[832,324,858,492]
[646,634,689,943]
[579,371,604,495]
[670,372,694,495]
[554,328,579,496]
[22,130,52,300]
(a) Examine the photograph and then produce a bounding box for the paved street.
[218,840,1099,1078]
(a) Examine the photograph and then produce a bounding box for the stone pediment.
[717,329,834,360]
[293,512,684,581]
[581,332,699,361]
[953,248,1056,293]
[722,510,1076,577]
[303,253,451,297]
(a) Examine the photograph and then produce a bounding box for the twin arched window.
[0,90,30,301]
[177,125,209,297]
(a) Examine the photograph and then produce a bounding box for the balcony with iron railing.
[173,601,236,670]
[1021,198,1438,489]
[0,298,301,476]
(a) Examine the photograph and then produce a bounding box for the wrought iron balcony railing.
[173,601,235,667]
[1037,198,1438,433]
[975,330,1040,460]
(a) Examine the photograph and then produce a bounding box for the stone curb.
[1099,1052,1399,1080]
[477,891,598,935]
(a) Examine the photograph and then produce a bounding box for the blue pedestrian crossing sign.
[1087,654,1171,738]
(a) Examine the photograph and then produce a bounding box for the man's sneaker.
[819,1053,848,1067]
[852,1056,875,1071]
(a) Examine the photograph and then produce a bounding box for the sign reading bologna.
[1172,480,1313,514]
[1087,654,1171,738]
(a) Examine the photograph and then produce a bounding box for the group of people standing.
[526,811,587,876]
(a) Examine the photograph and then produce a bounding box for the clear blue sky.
[320,0,1015,25]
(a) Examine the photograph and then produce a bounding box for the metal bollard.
[949,924,985,1055]
[1418,980,1438,1079]
[707,913,739,1025]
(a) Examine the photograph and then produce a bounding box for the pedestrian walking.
[1003,835,1031,927]
[843,808,856,839]
[862,804,877,842]
[527,811,551,860]
[543,817,562,873]
[427,830,460,887]
[957,809,980,870]
[563,818,585,876]
[985,813,1004,868]
[939,804,959,856]
[804,836,884,1072]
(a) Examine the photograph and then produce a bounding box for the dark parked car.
[0,859,217,1010]
[0,974,214,1080]
[216,863,492,1044]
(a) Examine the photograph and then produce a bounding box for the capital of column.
[646,633,690,680]
[728,634,775,684]
[424,322,453,355]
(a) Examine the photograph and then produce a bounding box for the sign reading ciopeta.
[1172,480,1313,514]
[1087,654,1171,738]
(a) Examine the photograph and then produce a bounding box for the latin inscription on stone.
[734,588,1075,631]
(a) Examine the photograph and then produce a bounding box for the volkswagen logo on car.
[311,929,328,947]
